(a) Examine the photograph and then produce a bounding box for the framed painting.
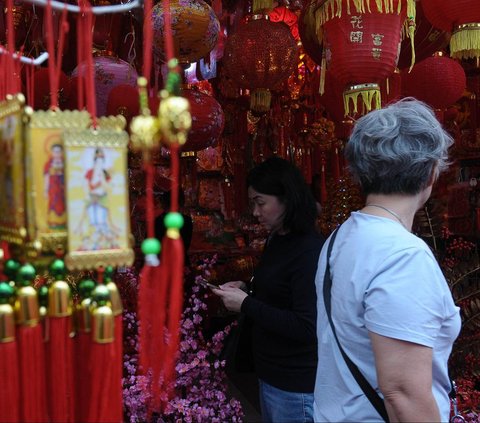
[24,109,91,255]
[63,127,134,270]
[0,94,27,245]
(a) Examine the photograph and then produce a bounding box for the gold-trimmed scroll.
[24,109,91,255]
[63,128,133,270]
[0,94,27,245]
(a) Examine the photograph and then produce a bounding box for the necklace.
[364,203,408,230]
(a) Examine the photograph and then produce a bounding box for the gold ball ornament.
[158,89,192,146]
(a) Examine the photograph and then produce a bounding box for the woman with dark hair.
[313,98,460,422]
[213,157,325,422]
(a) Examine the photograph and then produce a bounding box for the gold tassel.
[252,0,273,13]
[407,0,416,72]
[250,89,272,114]
[344,83,381,116]
[319,55,326,95]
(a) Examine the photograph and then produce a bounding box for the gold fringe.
[250,89,272,114]
[315,0,405,27]
[344,86,381,116]
[320,55,326,95]
[451,25,480,60]
[252,0,273,13]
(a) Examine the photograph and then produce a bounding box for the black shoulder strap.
[323,228,390,423]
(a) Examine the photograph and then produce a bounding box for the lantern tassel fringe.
[343,87,381,116]
[250,89,272,114]
[451,26,480,61]
[252,0,273,13]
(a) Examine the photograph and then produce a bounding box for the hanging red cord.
[45,0,69,109]
[143,0,153,84]
[5,0,15,95]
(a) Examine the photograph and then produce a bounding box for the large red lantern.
[223,16,298,113]
[151,0,220,65]
[422,0,480,61]
[182,88,224,152]
[298,0,324,65]
[402,53,466,110]
[318,0,413,116]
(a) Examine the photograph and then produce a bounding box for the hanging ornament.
[298,0,323,65]
[151,0,220,65]
[318,0,415,116]
[223,15,298,113]
[402,52,466,111]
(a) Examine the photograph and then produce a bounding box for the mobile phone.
[199,279,222,290]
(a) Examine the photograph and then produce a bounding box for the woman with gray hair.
[313,98,461,422]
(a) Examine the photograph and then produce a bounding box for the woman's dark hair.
[247,156,317,234]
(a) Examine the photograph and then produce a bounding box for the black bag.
[221,313,255,373]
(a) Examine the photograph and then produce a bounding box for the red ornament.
[422,0,480,60]
[402,53,466,110]
[106,84,140,123]
[298,0,323,65]
[182,88,224,152]
[269,6,300,40]
[223,16,298,113]
[33,68,71,111]
[319,0,410,115]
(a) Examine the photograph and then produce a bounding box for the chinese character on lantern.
[350,15,363,29]
[350,31,364,43]
[371,33,384,46]
[372,48,382,59]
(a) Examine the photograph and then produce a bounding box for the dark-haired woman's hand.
[211,286,248,313]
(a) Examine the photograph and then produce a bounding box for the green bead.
[4,259,20,280]
[49,259,66,280]
[18,263,36,285]
[104,266,114,282]
[0,282,14,303]
[164,212,184,230]
[38,285,49,307]
[78,279,96,299]
[92,285,110,306]
[141,238,161,255]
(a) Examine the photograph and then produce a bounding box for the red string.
[5,0,15,95]
[76,16,85,110]
[143,0,153,82]
[162,0,175,63]
[26,64,34,107]
[170,144,179,212]
[45,1,69,109]
[145,163,155,239]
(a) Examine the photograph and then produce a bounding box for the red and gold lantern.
[402,52,466,111]
[223,16,298,113]
[422,0,480,61]
[182,88,224,152]
[151,0,220,65]
[317,0,414,115]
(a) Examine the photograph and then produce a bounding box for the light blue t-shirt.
[313,212,461,422]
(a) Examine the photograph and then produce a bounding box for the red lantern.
[298,0,323,65]
[402,53,466,110]
[106,84,140,124]
[269,6,300,40]
[151,0,220,65]
[223,16,298,113]
[319,0,411,115]
[422,0,480,61]
[72,55,138,116]
[182,88,224,152]
[33,68,71,111]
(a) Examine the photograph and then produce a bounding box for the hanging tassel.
[45,259,74,423]
[320,158,328,205]
[86,285,121,423]
[104,267,123,423]
[252,0,273,13]
[73,278,96,423]
[406,0,416,72]
[15,264,48,423]
[332,146,341,181]
[451,23,480,61]
[0,282,19,423]
[319,55,326,96]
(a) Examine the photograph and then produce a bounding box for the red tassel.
[332,147,340,181]
[16,284,48,423]
[0,292,19,423]
[46,281,74,423]
[320,160,328,205]
[86,288,121,423]
[17,325,48,422]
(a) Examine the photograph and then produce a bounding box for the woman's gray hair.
[345,98,453,195]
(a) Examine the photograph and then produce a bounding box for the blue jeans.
[259,379,314,423]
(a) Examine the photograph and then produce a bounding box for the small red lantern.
[151,0,220,65]
[318,0,412,115]
[182,88,224,152]
[106,84,140,124]
[402,53,466,110]
[422,0,480,61]
[223,16,298,113]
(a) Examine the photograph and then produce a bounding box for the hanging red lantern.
[182,88,224,152]
[269,6,300,40]
[319,0,413,116]
[298,0,323,66]
[151,0,220,65]
[106,84,140,124]
[223,16,298,113]
[422,0,480,61]
[72,54,138,116]
[402,52,466,110]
